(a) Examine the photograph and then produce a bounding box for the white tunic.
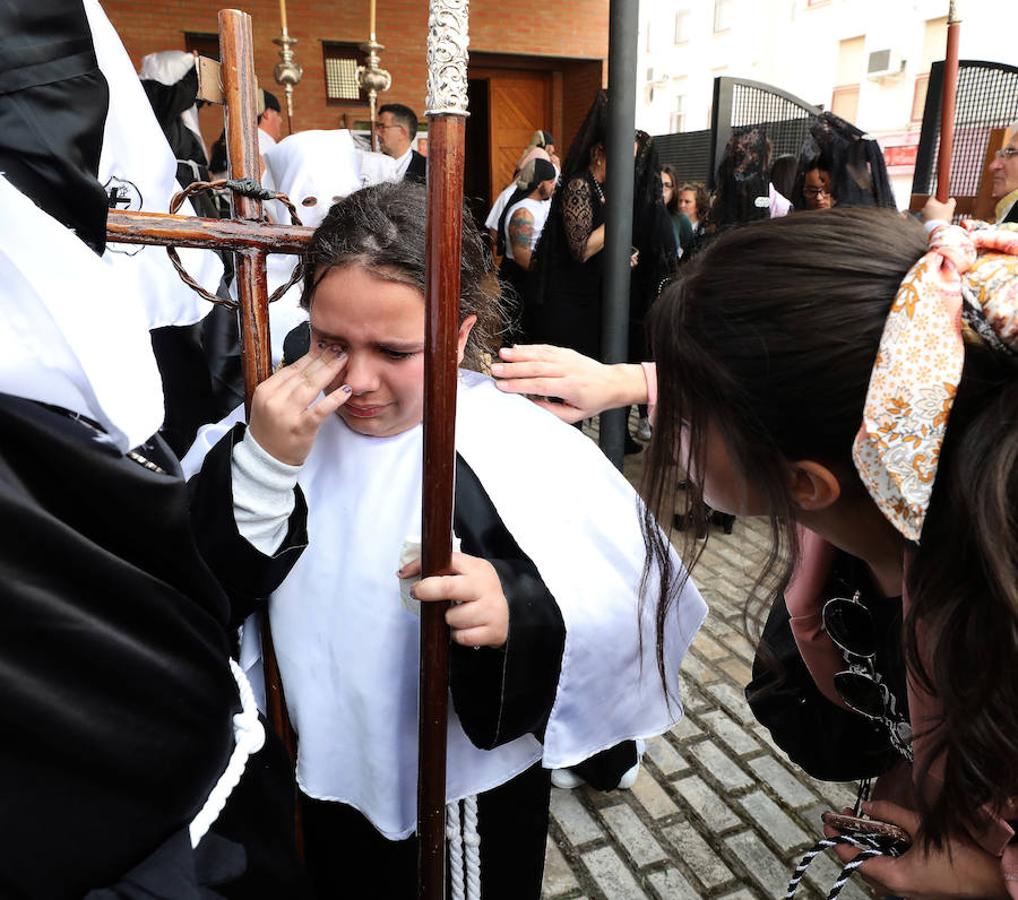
[183,371,707,839]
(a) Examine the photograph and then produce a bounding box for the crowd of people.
[3,1,1018,898]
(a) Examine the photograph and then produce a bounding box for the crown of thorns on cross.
[164,178,306,308]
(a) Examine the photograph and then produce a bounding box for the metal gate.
[911,59,1018,218]
[709,76,829,189]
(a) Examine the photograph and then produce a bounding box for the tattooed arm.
[508,207,537,270]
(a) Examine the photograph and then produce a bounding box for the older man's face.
[989,127,1018,199]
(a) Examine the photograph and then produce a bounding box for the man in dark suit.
[374,102,426,182]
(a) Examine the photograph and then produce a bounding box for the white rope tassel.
[463,794,482,900]
[189,659,266,848]
[446,800,466,900]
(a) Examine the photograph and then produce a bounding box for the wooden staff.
[219,8,300,775]
[105,5,305,841]
[418,2,469,897]
[936,0,961,203]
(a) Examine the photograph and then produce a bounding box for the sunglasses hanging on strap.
[822,591,913,763]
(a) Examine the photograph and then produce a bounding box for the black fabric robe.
[0,0,110,255]
[0,393,309,899]
[188,424,569,899]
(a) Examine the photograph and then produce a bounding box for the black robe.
[188,424,570,899]
[0,0,110,255]
[0,393,309,899]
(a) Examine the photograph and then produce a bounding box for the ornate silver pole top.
[425,0,469,117]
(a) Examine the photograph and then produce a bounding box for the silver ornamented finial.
[425,0,469,117]
[273,34,304,121]
[357,37,393,149]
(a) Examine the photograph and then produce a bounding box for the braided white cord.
[463,794,482,900]
[189,659,266,848]
[827,846,883,899]
[785,834,886,900]
[446,801,466,900]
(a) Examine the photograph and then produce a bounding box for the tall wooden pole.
[418,2,469,897]
[220,9,298,774]
[936,1,961,203]
[220,9,271,409]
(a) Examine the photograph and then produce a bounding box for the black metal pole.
[599,0,639,470]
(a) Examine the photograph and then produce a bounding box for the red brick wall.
[102,0,607,139]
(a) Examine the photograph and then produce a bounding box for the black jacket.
[404,148,427,183]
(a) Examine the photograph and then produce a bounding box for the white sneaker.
[550,768,586,790]
[636,417,652,441]
[616,761,641,790]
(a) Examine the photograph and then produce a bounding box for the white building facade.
[636,0,1015,208]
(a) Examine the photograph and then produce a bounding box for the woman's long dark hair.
[642,206,1018,845]
[661,164,679,214]
[299,181,505,369]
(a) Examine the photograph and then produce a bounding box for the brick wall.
[102,0,608,140]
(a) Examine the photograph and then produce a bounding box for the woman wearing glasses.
[492,205,1018,898]
[800,165,836,210]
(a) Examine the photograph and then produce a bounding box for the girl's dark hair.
[299,180,505,370]
[679,182,709,220]
[769,153,798,201]
[642,205,1018,845]
[661,165,679,213]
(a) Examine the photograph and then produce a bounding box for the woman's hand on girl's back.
[827,801,1011,899]
[248,348,351,466]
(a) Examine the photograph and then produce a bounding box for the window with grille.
[323,42,368,105]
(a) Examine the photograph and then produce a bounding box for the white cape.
[183,371,706,839]
[0,177,163,451]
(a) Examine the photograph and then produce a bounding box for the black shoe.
[711,511,735,534]
[624,434,643,455]
[674,510,708,540]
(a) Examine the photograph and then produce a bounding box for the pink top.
[786,527,1018,893]
[641,362,657,416]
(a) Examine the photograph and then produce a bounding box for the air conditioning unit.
[867,48,904,80]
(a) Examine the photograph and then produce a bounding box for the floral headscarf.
[853,221,1018,540]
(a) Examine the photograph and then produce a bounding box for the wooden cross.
[105,6,469,896]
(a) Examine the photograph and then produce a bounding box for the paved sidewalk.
[540,437,872,899]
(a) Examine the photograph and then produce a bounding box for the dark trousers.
[300,762,552,899]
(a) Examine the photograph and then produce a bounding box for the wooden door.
[473,68,553,203]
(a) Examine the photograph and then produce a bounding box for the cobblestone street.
[540,435,870,900]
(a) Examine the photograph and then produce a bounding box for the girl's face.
[661,173,675,207]
[310,265,474,438]
[677,189,698,221]
[680,419,772,517]
[804,168,835,210]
